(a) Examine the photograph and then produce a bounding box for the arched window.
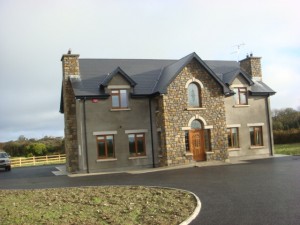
[188,83,201,107]
[191,120,202,129]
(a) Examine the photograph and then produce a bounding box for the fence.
[11,154,66,168]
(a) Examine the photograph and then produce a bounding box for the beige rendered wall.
[225,75,271,158]
[75,77,155,173]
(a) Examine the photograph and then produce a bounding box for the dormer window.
[234,87,248,105]
[111,90,128,108]
[188,83,201,107]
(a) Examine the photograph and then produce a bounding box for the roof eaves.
[151,66,165,93]
[155,52,231,94]
[239,70,254,85]
[249,91,276,96]
[75,94,110,100]
[59,84,64,113]
[192,55,232,94]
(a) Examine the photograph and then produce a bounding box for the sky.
[0,0,299,142]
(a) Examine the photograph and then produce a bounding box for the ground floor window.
[204,129,211,151]
[96,135,115,158]
[185,131,190,152]
[227,128,239,148]
[249,126,263,146]
[128,133,146,157]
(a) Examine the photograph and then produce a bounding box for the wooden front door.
[189,129,206,161]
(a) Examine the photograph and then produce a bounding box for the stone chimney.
[239,53,262,81]
[61,49,80,80]
[61,50,80,173]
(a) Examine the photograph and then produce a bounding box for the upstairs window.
[249,126,263,146]
[234,87,248,105]
[111,90,128,108]
[188,83,201,107]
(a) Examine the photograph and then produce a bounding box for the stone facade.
[61,54,80,172]
[157,59,228,166]
[240,56,262,80]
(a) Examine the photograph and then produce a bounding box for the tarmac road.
[1,156,300,225]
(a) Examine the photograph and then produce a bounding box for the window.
[96,135,115,158]
[249,126,263,146]
[128,133,146,157]
[188,83,201,107]
[227,128,239,148]
[111,90,128,108]
[204,130,211,152]
[234,87,248,105]
[191,120,202,129]
[185,131,190,152]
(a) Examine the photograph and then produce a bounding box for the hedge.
[273,129,300,144]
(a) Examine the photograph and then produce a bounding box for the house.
[60,51,275,173]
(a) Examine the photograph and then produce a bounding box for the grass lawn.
[274,143,300,155]
[0,186,197,225]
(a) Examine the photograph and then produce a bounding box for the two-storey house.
[60,51,275,173]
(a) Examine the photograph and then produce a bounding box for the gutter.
[83,98,90,173]
[266,95,274,156]
[148,97,156,168]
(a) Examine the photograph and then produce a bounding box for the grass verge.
[274,143,300,155]
[0,186,197,225]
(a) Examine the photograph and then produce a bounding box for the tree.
[272,108,300,130]
[26,143,47,156]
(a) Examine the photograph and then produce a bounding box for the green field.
[274,143,300,155]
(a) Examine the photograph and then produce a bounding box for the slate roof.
[69,52,275,99]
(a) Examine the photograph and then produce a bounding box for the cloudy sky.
[0,0,299,142]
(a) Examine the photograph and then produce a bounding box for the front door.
[189,129,206,161]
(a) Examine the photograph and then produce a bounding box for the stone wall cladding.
[61,54,80,172]
[158,59,228,166]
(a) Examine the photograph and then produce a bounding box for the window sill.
[110,108,131,112]
[205,151,214,154]
[186,107,206,111]
[249,146,264,149]
[233,105,250,108]
[228,148,241,151]
[96,158,117,162]
[128,156,148,160]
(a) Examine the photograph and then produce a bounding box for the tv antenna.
[231,43,245,61]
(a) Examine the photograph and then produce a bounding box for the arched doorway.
[189,120,206,161]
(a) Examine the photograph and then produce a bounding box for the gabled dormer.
[99,67,137,88]
[99,67,137,110]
